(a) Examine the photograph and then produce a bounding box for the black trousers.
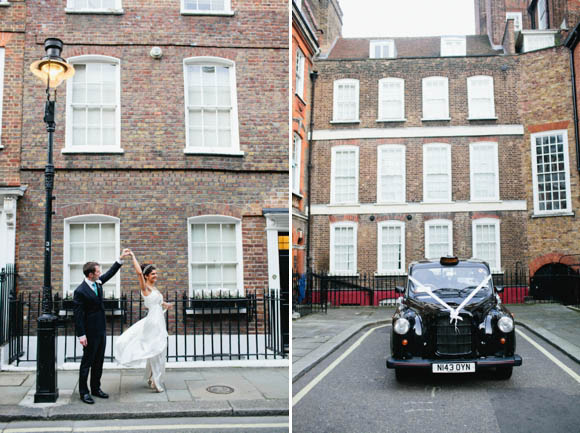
[78,334,106,396]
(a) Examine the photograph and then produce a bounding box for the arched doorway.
[530,262,580,305]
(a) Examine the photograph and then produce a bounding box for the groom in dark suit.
[73,249,131,404]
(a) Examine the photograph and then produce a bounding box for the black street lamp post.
[30,38,75,404]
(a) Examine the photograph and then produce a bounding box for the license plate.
[432,362,475,373]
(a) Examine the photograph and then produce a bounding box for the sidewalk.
[292,304,580,382]
[0,367,288,421]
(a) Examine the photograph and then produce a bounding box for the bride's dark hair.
[141,263,156,277]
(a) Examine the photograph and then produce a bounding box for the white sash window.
[378,78,404,121]
[468,75,495,119]
[330,222,357,275]
[331,146,359,204]
[422,77,449,120]
[292,134,302,194]
[377,145,405,203]
[441,36,466,56]
[378,221,405,274]
[425,220,453,259]
[295,49,305,99]
[333,79,359,122]
[423,143,451,202]
[470,142,499,201]
[472,219,501,271]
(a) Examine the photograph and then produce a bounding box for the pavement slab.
[0,374,28,386]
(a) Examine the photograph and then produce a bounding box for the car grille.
[436,315,472,355]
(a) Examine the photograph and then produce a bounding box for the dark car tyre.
[395,368,410,381]
[495,366,513,380]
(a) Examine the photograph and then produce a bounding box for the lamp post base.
[34,313,59,403]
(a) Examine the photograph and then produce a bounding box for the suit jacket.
[73,261,122,338]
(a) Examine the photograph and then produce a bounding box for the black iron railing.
[8,288,287,366]
[292,272,327,317]
[0,265,20,358]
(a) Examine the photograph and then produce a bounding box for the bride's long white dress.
[114,288,167,391]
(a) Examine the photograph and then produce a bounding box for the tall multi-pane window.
[440,36,466,56]
[188,216,243,298]
[472,219,501,271]
[467,76,495,119]
[65,56,121,152]
[531,130,572,215]
[470,142,499,201]
[333,79,359,122]
[538,0,548,29]
[425,220,452,259]
[0,48,4,147]
[184,57,240,154]
[66,0,122,11]
[331,146,359,204]
[422,77,449,120]
[378,221,405,274]
[295,49,305,99]
[64,216,120,298]
[181,0,232,14]
[370,40,396,59]
[377,145,405,203]
[378,78,404,121]
[423,143,451,202]
[292,134,302,194]
[330,222,357,274]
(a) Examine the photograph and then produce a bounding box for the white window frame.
[377,145,406,204]
[183,56,242,155]
[64,55,123,154]
[422,76,449,120]
[423,143,452,203]
[292,133,302,194]
[0,48,4,149]
[440,36,466,56]
[530,129,573,216]
[63,215,121,299]
[369,40,396,59]
[472,218,501,272]
[467,75,496,119]
[181,0,234,15]
[506,12,523,32]
[330,221,357,275]
[187,215,244,298]
[295,48,305,100]
[538,0,548,29]
[378,78,405,121]
[332,79,360,123]
[469,141,499,202]
[330,146,359,205]
[425,219,453,260]
[65,0,123,14]
[377,221,405,274]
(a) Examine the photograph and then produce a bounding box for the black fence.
[293,272,327,317]
[8,288,287,366]
[0,265,17,346]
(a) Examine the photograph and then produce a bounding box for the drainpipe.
[565,23,580,171]
[305,70,318,274]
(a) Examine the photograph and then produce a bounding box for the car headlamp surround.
[394,317,410,335]
[497,316,514,333]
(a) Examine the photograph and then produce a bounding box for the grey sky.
[339,0,476,38]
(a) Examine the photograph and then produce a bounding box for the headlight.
[498,316,514,333]
[394,318,410,335]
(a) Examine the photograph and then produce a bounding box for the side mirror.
[495,286,504,293]
[395,285,405,294]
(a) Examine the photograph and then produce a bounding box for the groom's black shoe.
[91,389,109,399]
[80,394,95,404]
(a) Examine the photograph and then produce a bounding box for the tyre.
[395,368,409,381]
[495,365,513,380]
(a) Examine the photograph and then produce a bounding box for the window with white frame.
[378,78,404,121]
[538,0,548,29]
[472,218,501,271]
[331,146,359,204]
[470,142,499,201]
[330,222,357,274]
[188,216,243,298]
[422,77,449,120]
[467,75,495,119]
[333,79,359,122]
[425,220,452,259]
[0,48,4,148]
[531,130,572,214]
[506,12,523,32]
[423,143,451,202]
[64,215,120,298]
[370,40,396,59]
[295,49,305,99]
[66,0,122,12]
[292,133,302,194]
[378,221,405,274]
[65,56,121,153]
[184,57,240,154]
[377,145,405,203]
[181,0,232,14]
[440,36,466,56]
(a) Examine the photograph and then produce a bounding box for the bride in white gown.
[114,251,172,392]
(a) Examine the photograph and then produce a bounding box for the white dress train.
[114,288,167,391]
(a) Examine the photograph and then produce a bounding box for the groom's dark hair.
[83,261,100,277]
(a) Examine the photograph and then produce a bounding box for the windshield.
[409,264,492,298]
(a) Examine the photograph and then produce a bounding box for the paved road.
[0,416,289,433]
[292,325,580,433]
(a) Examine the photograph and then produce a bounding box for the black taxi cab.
[386,256,522,380]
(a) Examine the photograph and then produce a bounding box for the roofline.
[315,53,505,62]
[293,2,320,55]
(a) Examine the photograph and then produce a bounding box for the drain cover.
[206,385,234,394]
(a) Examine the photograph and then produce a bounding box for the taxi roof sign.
[440,256,459,266]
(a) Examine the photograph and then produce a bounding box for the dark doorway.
[530,262,580,305]
[278,233,289,354]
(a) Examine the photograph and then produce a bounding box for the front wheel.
[495,366,513,380]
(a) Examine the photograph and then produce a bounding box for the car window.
[409,265,492,296]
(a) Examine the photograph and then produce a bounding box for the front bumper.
[386,354,522,369]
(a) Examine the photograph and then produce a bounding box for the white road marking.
[516,328,580,384]
[3,424,288,433]
[292,324,389,406]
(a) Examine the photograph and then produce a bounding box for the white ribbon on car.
[408,274,492,331]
